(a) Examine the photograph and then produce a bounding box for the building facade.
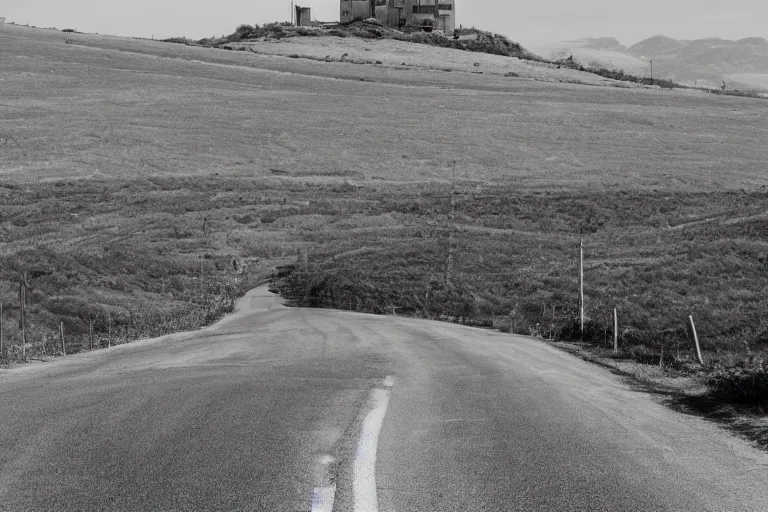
[404,0,455,34]
[340,0,454,34]
[340,0,375,23]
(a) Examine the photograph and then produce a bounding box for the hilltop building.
[340,0,455,34]
[294,6,312,26]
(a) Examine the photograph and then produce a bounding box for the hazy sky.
[2,0,766,47]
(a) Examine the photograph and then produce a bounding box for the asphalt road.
[1,286,767,511]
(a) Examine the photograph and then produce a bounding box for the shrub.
[162,37,189,44]
[707,360,768,403]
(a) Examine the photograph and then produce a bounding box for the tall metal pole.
[579,239,584,335]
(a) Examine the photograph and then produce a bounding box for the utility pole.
[445,162,456,288]
[579,239,584,335]
[19,272,27,362]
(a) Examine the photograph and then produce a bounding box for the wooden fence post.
[107,313,111,348]
[613,308,618,353]
[688,315,704,365]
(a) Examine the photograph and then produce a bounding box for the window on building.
[438,3,452,10]
[412,5,435,14]
[342,10,350,16]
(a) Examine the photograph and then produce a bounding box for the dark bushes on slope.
[707,360,768,403]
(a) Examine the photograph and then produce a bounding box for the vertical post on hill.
[200,256,205,295]
[579,239,584,336]
[0,303,4,359]
[107,313,112,348]
[445,162,457,288]
[60,321,65,356]
[688,315,704,365]
[20,273,27,362]
[650,60,653,84]
[89,320,93,351]
[613,308,618,353]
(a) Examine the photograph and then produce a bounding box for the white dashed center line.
[353,376,395,512]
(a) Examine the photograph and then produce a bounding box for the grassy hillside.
[1,23,768,389]
[274,186,768,360]
[194,20,536,61]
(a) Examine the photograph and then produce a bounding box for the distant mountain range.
[530,35,768,91]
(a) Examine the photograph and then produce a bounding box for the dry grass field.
[1,21,768,396]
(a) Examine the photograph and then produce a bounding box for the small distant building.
[0,17,6,24]
[340,0,454,35]
[294,6,312,26]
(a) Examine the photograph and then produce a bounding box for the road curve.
[0,286,766,511]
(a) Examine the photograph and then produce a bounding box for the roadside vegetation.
[0,178,272,362]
